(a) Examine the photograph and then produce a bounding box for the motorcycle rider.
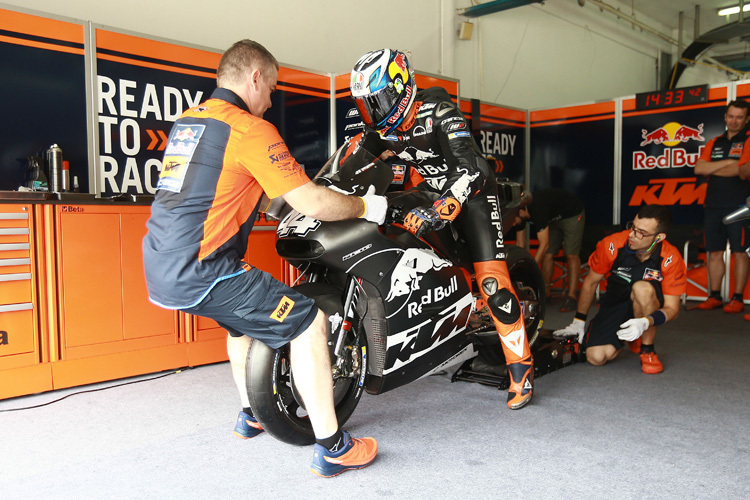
[346,49,534,409]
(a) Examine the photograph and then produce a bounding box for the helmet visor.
[353,85,398,130]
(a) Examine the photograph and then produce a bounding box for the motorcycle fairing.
[367,247,473,394]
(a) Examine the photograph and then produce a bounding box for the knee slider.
[487,287,521,324]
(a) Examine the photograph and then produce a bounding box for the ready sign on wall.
[462,99,525,183]
[95,29,219,196]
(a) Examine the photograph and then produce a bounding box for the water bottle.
[46,144,63,193]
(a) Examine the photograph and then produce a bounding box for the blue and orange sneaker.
[233,411,264,439]
[506,359,533,410]
[310,430,378,477]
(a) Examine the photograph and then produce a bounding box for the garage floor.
[1,299,749,499]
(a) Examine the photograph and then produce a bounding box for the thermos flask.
[46,143,63,193]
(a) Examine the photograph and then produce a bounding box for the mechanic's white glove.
[359,186,387,225]
[553,318,586,343]
[616,317,650,342]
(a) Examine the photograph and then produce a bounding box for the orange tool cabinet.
[49,203,187,389]
[0,200,288,400]
[0,204,54,399]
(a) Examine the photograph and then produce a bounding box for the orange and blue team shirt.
[588,230,687,297]
[698,129,750,209]
[142,88,310,309]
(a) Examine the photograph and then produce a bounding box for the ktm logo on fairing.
[628,177,706,206]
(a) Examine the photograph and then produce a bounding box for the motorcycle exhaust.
[723,196,750,224]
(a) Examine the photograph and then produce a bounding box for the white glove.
[616,317,650,342]
[360,186,387,225]
[553,318,586,343]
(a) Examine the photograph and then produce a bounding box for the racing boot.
[474,260,534,410]
[506,358,534,410]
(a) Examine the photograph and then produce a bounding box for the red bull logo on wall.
[640,122,704,146]
[633,121,705,170]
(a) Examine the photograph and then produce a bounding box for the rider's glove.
[359,186,387,225]
[433,196,461,222]
[553,318,586,344]
[616,317,650,342]
[403,196,461,238]
[403,206,444,237]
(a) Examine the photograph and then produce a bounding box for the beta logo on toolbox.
[270,296,295,322]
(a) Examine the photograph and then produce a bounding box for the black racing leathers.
[358,87,504,263]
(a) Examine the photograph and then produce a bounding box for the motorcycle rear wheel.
[506,245,545,348]
[246,283,367,446]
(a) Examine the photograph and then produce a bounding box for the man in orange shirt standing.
[694,100,750,314]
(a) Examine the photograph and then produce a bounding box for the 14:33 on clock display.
[635,85,708,111]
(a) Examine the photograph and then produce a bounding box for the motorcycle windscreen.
[371,247,473,394]
[313,144,393,196]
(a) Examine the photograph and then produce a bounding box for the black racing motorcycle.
[247,146,544,445]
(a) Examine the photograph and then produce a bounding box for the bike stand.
[451,330,581,389]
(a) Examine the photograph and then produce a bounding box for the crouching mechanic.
[142,40,386,477]
[348,49,533,408]
[553,205,686,373]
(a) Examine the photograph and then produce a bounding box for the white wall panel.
[3,0,732,110]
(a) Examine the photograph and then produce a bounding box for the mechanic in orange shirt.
[553,205,686,374]
[143,40,384,477]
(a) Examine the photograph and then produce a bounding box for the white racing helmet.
[350,49,417,135]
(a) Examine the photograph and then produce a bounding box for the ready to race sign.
[95,31,332,196]
[95,30,220,196]
[620,97,727,224]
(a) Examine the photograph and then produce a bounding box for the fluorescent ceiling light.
[718,4,750,16]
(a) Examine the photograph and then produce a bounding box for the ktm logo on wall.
[628,177,706,206]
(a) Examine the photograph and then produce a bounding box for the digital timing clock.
[635,84,708,111]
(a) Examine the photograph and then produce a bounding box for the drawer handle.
[0,273,31,282]
[0,213,29,220]
[0,243,31,251]
[0,258,31,266]
[0,303,33,313]
[0,228,30,235]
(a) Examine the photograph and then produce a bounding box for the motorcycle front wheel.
[246,283,367,446]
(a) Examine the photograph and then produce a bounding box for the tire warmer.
[474,260,534,409]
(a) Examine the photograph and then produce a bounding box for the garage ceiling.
[599,0,750,74]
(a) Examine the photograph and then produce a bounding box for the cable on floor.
[0,367,193,412]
